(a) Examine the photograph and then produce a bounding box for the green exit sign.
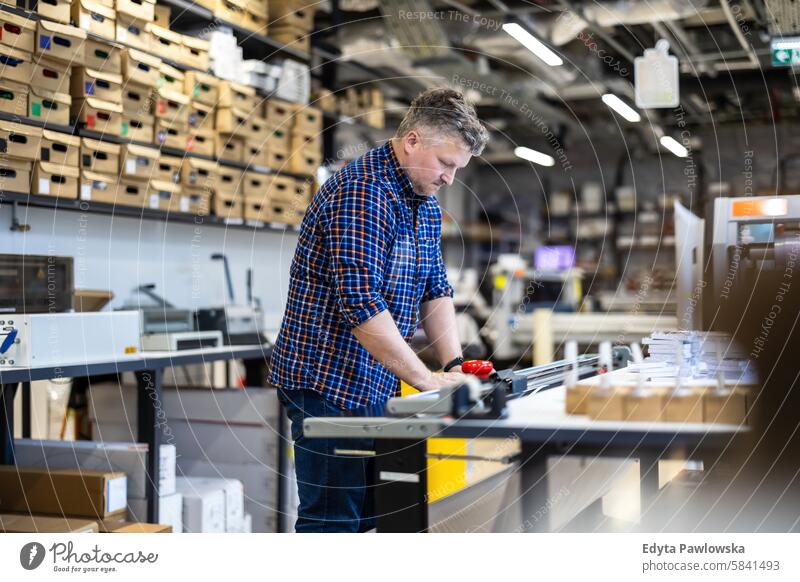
[772,38,800,66]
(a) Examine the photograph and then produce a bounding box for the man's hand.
[414,371,468,392]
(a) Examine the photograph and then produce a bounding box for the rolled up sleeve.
[321,179,395,328]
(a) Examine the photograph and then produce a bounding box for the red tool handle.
[462,359,495,378]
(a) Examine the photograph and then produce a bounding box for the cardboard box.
[158,62,186,95]
[625,387,669,422]
[116,0,155,23]
[116,13,152,52]
[120,143,158,180]
[0,121,41,161]
[180,35,209,71]
[214,0,249,27]
[664,387,705,423]
[263,148,288,171]
[243,139,267,167]
[85,38,122,74]
[268,0,315,30]
[565,383,592,415]
[268,25,309,53]
[287,148,320,176]
[101,520,172,533]
[71,67,123,103]
[314,87,336,112]
[0,79,27,116]
[187,127,215,156]
[36,20,86,65]
[73,0,116,40]
[0,158,31,193]
[147,179,181,211]
[587,387,631,421]
[154,154,182,183]
[0,513,99,533]
[0,45,31,85]
[114,177,150,208]
[154,119,189,150]
[73,97,124,136]
[176,476,243,532]
[267,125,290,153]
[290,104,322,133]
[0,465,127,519]
[148,23,181,58]
[0,10,36,53]
[217,165,243,195]
[703,388,748,425]
[153,4,171,26]
[182,157,219,190]
[35,0,72,25]
[81,137,121,174]
[185,71,218,107]
[30,57,70,93]
[272,175,311,205]
[154,87,190,129]
[121,111,154,142]
[29,88,71,126]
[244,198,303,225]
[78,169,119,204]
[189,100,214,130]
[122,48,162,87]
[121,82,152,115]
[41,130,80,167]
[127,492,183,532]
[242,9,267,34]
[175,476,226,533]
[14,439,177,499]
[263,98,293,128]
[241,170,271,198]
[289,129,321,153]
[218,80,259,112]
[216,107,252,137]
[212,191,243,220]
[181,186,212,214]
[215,134,244,162]
[32,161,79,199]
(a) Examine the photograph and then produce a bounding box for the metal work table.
[0,345,275,525]
[304,384,748,532]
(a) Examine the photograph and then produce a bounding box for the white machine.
[0,311,141,368]
[140,330,224,352]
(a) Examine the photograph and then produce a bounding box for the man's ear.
[404,130,422,154]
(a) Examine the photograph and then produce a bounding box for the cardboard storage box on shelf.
[122,82,152,114]
[71,68,123,103]
[182,157,219,191]
[664,387,706,423]
[277,175,311,205]
[624,387,670,422]
[32,161,79,199]
[218,80,259,112]
[0,513,99,533]
[0,466,127,520]
[121,111,154,142]
[116,0,156,22]
[187,127,215,156]
[290,104,322,133]
[263,98,293,128]
[159,62,186,95]
[263,148,287,171]
[81,137,121,174]
[73,0,116,39]
[176,476,244,533]
[127,492,183,532]
[85,38,122,74]
[189,100,214,130]
[147,180,182,211]
[181,186,212,215]
[185,71,219,107]
[0,46,31,85]
[113,177,150,208]
[245,198,304,225]
[242,170,272,198]
[214,0,249,27]
[243,140,268,167]
[0,121,41,161]
[267,125,290,153]
[0,10,36,53]
[41,130,80,167]
[121,143,159,180]
[313,87,336,112]
[0,79,27,116]
[215,134,245,162]
[180,35,210,70]
[154,87,190,129]
[101,520,172,533]
[154,118,189,149]
[175,476,226,533]
[78,170,119,203]
[0,158,31,193]
[268,0,315,30]
[116,13,152,52]
[216,107,252,138]
[287,147,321,176]
[703,387,749,425]
[154,154,183,183]
[217,164,243,195]
[268,25,309,53]
[263,173,293,203]
[154,4,171,26]
[289,128,321,153]
[72,98,124,136]
[242,8,268,34]
[36,20,86,65]
[122,48,162,87]
[586,386,631,421]
[30,57,70,93]
[14,440,177,500]
[213,192,244,221]
[35,0,72,25]
[148,23,182,58]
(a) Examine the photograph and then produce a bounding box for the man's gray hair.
[395,88,489,156]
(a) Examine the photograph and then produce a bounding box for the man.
[270,88,489,532]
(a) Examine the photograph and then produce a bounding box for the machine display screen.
[534,245,575,271]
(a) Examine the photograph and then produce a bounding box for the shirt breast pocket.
[385,232,415,286]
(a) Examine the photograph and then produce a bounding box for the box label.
[39,35,51,50]
[180,197,189,212]
[149,194,159,208]
[125,159,137,174]
[38,178,50,194]
[106,476,127,513]
[80,184,92,200]
[80,14,91,30]
[85,81,94,95]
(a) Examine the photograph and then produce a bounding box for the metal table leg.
[136,368,163,524]
[1,382,19,464]
[21,381,31,439]
[518,443,557,532]
[374,438,428,532]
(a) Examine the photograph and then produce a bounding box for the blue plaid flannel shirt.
[269,141,454,409]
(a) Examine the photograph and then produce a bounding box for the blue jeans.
[279,387,385,532]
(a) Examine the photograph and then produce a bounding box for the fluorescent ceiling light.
[601,93,641,123]
[502,23,563,67]
[659,135,688,158]
[514,146,555,167]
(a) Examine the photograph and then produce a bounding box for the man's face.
[400,130,472,196]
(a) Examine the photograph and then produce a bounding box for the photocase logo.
[20,542,46,570]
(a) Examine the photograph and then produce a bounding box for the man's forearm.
[352,310,433,388]
[419,296,462,368]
